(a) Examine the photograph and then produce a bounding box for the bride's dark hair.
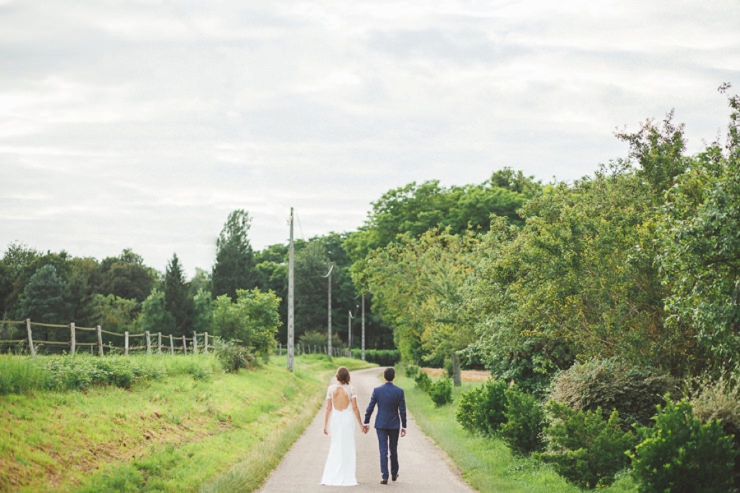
[336,366,350,384]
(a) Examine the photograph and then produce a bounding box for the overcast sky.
[1,0,739,278]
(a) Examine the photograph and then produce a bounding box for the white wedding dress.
[321,383,359,486]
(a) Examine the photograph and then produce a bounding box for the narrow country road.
[257,367,476,493]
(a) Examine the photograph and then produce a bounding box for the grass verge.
[0,353,374,492]
[395,373,638,493]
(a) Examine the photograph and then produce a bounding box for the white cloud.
[1,0,738,276]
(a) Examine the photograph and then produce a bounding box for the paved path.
[257,367,476,493]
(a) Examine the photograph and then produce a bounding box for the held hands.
[401,429,407,438]
[361,424,369,434]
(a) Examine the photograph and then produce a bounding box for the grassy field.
[396,372,638,493]
[0,353,375,493]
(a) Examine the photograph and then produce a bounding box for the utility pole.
[361,293,366,361]
[323,264,334,357]
[287,208,295,372]
[348,310,354,350]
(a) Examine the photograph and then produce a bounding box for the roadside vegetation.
[0,353,374,492]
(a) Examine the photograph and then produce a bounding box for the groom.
[364,367,407,485]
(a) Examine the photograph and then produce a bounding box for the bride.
[321,366,368,486]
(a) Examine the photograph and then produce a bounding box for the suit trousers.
[375,428,400,480]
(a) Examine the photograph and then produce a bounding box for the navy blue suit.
[364,381,407,480]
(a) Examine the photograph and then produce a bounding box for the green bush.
[443,357,454,379]
[414,371,432,392]
[405,364,420,378]
[690,372,740,483]
[550,358,677,428]
[630,399,736,493]
[350,349,401,366]
[214,340,255,373]
[535,400,636,489]
[456,378,509,436]
[299,330,343,351]
[500,387,546,455]
[429,378,453,407]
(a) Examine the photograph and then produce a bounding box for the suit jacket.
[364,382,407,430]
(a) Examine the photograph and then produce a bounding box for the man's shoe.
[380,479,388,485]
[392,473,399,481]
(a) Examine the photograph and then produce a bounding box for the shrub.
[535,400,637,489]
[214,340,255,373]
[500,387,546,455]
[550,358,677,428]
[630,399,736,493]
[456,378,509,436]
[415,371,432,392]
[443,357,454,379]
[350,349,401,366]
[405,364,420,378]
[429,378,453,407]
[300,331,343,351]
[690,372,740,483]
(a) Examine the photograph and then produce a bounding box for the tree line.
[3,87,739,387]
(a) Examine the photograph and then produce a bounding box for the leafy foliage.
[549,359,677,428]
[212,210,257,300]
[349,349,401,366]
[456,378,509,436]
[500,387,546,455]
[535,401,636,489]
[630,399,736,493]
[429,377,453,407]
[211,288,280,361]
[414,371,431,393]
[214,339,255,373]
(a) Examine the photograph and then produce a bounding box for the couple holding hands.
[321,367,407,486]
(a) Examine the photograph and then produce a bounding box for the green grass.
[0,353,375,492]
[395,374,638,493]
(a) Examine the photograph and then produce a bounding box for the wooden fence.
[0,319,212,357]
[276,343,352,358]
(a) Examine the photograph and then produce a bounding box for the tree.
[17,264,67,344]
[212,210,256,299]
[99,249,156,303]
[89,294,138,334]
[658,88,740,372]
[294,240,331,340]
[18,264,65,324]
[192,288,212,333]
[138,288,175,335]
[163,253,193,336]
[365,228,479,384]
[211,288,281,361]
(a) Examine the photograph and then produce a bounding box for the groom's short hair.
[384,367,395,381]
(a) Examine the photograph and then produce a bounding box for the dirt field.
[421,368,491,382]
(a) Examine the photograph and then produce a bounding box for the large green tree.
[211,288,280,360]
[365,228,479,384]
[212,209,256,299]
[658,88,740,373]
[99,249,156,303]
[164,253,193,336]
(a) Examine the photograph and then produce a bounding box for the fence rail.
[0,319,212,357]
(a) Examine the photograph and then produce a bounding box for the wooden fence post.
[125,331,129,356]
[70,323,76,356]
[204,332,208,354]
[193,332,198,355]
[146,331,151,355]
[157,332,162,355]
[182,335,188,355]
[26,319,35,358]
[169,334,174,355]
[96,325,104,356]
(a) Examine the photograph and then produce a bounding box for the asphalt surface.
[257,367,476,492]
